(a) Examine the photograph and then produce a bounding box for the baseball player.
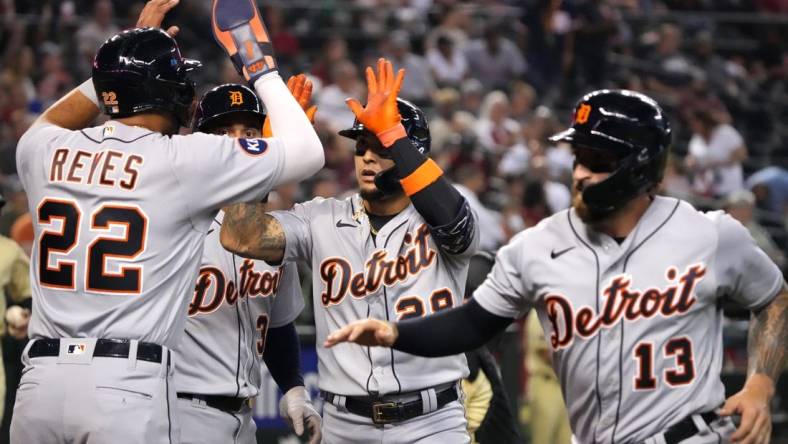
[0,192,32,424]
[219,58,479,443]
[327,89,788,444]
[11,0,324,441]
[175,79,320,444]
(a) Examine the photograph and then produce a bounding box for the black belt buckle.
[371,401,399,425]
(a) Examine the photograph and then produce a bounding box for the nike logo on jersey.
[545,264,706,350]
[550,246,575,259]
[207,229,215,235]
[336,220,356,228]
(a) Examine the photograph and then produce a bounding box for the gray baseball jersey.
[175,211,303,398]
[474,196,783,443]
[16,121,284,348]
[271,194,479,396]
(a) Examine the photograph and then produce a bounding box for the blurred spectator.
[384,31,435,106]
[75,0,119,79]
[459,78,484,115]
[571,0,617,91]
[428,88,462,154]
[685,109,747,198]
[316,60,364,132]
[464,23,526,91]
[524,311,571,444]
[425,4,472,51]
[724,190,786,270]
[523,0,573,100]
[427,33,468,88]
[475,91,522,154]
[311,38,349,86]
[265,6,300,66]
[746,165,788,217]
[509,82,537,124]
[645,23,694,91]
[0,176,26,236]
[9,212,33,257]
[1,47,35,106]
[453,165,505,251]
[310,170,340,199]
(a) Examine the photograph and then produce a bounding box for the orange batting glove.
[263,73,317,137]
[345,58,406,148]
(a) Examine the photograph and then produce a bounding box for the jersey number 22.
[37,198,148,294]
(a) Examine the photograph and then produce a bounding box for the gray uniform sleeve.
[167,132,285,216]
[473,231,533,319]
[16,123,69,175]
[712,212,784,310]
[267,262,304,328]
[269,202,313,264]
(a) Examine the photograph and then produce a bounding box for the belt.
[321,385,458,425]
[662,411,719,444]
[177,393,250,413]
[28,338,164,364]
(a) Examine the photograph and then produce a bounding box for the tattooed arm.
[220,202,286,263]
[720,284,788,444]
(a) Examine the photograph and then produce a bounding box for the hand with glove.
[211,0,277,84]
[6,306,31,340]
[263,74,317,137]
[279,386,322,444]
[346,58,407,148]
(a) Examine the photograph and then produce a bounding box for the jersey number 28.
[37,198,148,294]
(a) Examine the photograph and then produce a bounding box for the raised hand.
[345,58,406,147]
[324,318,398,348]
[136,0,180,36]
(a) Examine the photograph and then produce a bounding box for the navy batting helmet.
[192,83,266,133]
[550,89,672,215]
[339,98,431,154]
[92,28,201,127]
[339,98,431,196]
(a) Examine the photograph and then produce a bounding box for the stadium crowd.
[0,0,786,441]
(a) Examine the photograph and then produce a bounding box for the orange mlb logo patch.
[575,103,592,124]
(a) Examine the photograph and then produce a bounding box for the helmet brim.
[338,126,364,140]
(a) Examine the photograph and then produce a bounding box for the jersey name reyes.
[319,224,435,306]
[49,147,143,190]
[546,264,706,350]
[190,259,283,316]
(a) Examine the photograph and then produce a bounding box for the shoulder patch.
[237,138,268,156]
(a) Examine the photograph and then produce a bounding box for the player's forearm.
[220,203,285,263]
[263,322,305,392]
[393,298,512,357]
[253,72,324,185]
[389,137,475,254]
[36,78,100,130]
[746,285,788,392]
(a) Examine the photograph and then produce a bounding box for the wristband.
[399,158,443,196]
[77,78,101,110]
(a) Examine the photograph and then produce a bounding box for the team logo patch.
[229,90,244,106]
[67,344,87,355]
[575,103,592,124]
[238,138,268,156]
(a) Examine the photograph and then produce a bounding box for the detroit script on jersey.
[272,194,479,396]
[474,196,783,443]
